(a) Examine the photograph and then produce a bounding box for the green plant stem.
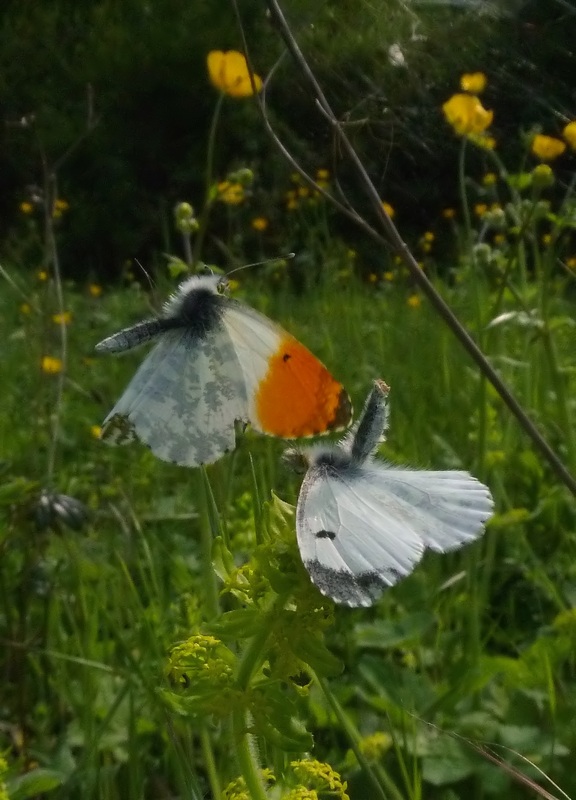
[315,673,404,800]
[200,726,222,800]
[192,92,224,268]
[231,622,274,800]
[44,173,67,484]
[197,469,220,620]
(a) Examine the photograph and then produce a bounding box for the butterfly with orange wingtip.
[286,380,494,607]
[95,274,352,467]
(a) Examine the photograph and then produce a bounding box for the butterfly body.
[96,274,351,466]
[291,380,494,607]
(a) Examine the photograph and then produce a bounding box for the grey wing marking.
[101,327,249,466]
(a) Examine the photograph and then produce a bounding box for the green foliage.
[1,10,576,797]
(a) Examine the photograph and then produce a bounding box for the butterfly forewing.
[221,301,352,438]
[101,327,249,466]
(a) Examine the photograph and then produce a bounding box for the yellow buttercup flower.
[20,302,32,314]
[251,216,269,231]
[52,311,72,325]
[41,356,63,374]
[207,50,262,98]
[217,181,245,205]
[460,72,487,94]
[474,203,488,217]
[89,283,103,298]
[19,201,34,214]
[442,207,456,219]
[90,425,102,439]
[563,121,576,150]
[381,201,395,218]
[37,270,48,281]
[566,256,576,270]
[442,93,493,136]
[316,168,330,180]
[531,134,566,161]
[407,294,421,309]
[482,172,497,186]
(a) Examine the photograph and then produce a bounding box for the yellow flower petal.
[562,121,576,150]
[217,181,245,205]
[41,356,63,374]
[207,50,262,98]
[89,283,103,297]
[531,134,566,161]
[251,216,269,231]
[52,311,72,325]
[460,72,487,94]
[381,201,395,218]
[442,93,493,136]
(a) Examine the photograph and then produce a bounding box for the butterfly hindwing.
[101,326,249,466]
[356,467,494,552]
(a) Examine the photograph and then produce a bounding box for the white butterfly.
[95,274,351,467]
[287,379,494,607]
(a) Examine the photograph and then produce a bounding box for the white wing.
[296,462,493,607]
[296,465,425,607]
[101,326,249,466]
[357,465,493,552]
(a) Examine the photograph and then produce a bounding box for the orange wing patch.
[255,335,352,437]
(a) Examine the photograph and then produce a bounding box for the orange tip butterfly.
[286,379,494,607]
[95,274,352,466]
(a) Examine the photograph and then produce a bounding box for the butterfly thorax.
[163,278,225,337]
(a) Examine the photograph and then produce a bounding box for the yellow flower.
[297,186,310,198]
[442,207,456,219]
[207,50,262,98]
[423,231,435,242]
[566,256,576,270]
[563,121,576,150]
[493,233,506,245]
[407,294,421,309]
[383,271,394,281]
[460,72,487,94]
[20,302,32,314]
[474,203,488,217]
[482,172,497,186]
[316,168,330,180]
[442,93,493,136]
[19,201,34,214]
[89,283,103,297]
[90,425,102,439]
[381,201,395,218]
[41,356,63,374]
[37,269,48,281]
[251,216,269,231]
[217,181,245,205]
[368,273,378,283]
[541,233,552,246]
[531,134,566,161]
[52,311,72,325]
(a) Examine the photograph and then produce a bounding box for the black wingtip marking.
[315,529,336,540]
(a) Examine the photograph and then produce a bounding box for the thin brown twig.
[232,0,576,497]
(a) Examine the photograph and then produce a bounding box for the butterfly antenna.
[226,252,295,278]
[134,259,156,290]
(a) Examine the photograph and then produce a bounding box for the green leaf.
[293,629,343,677]
[9,769,66,799]
[207,609,264,639]
[354,612,435,649]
